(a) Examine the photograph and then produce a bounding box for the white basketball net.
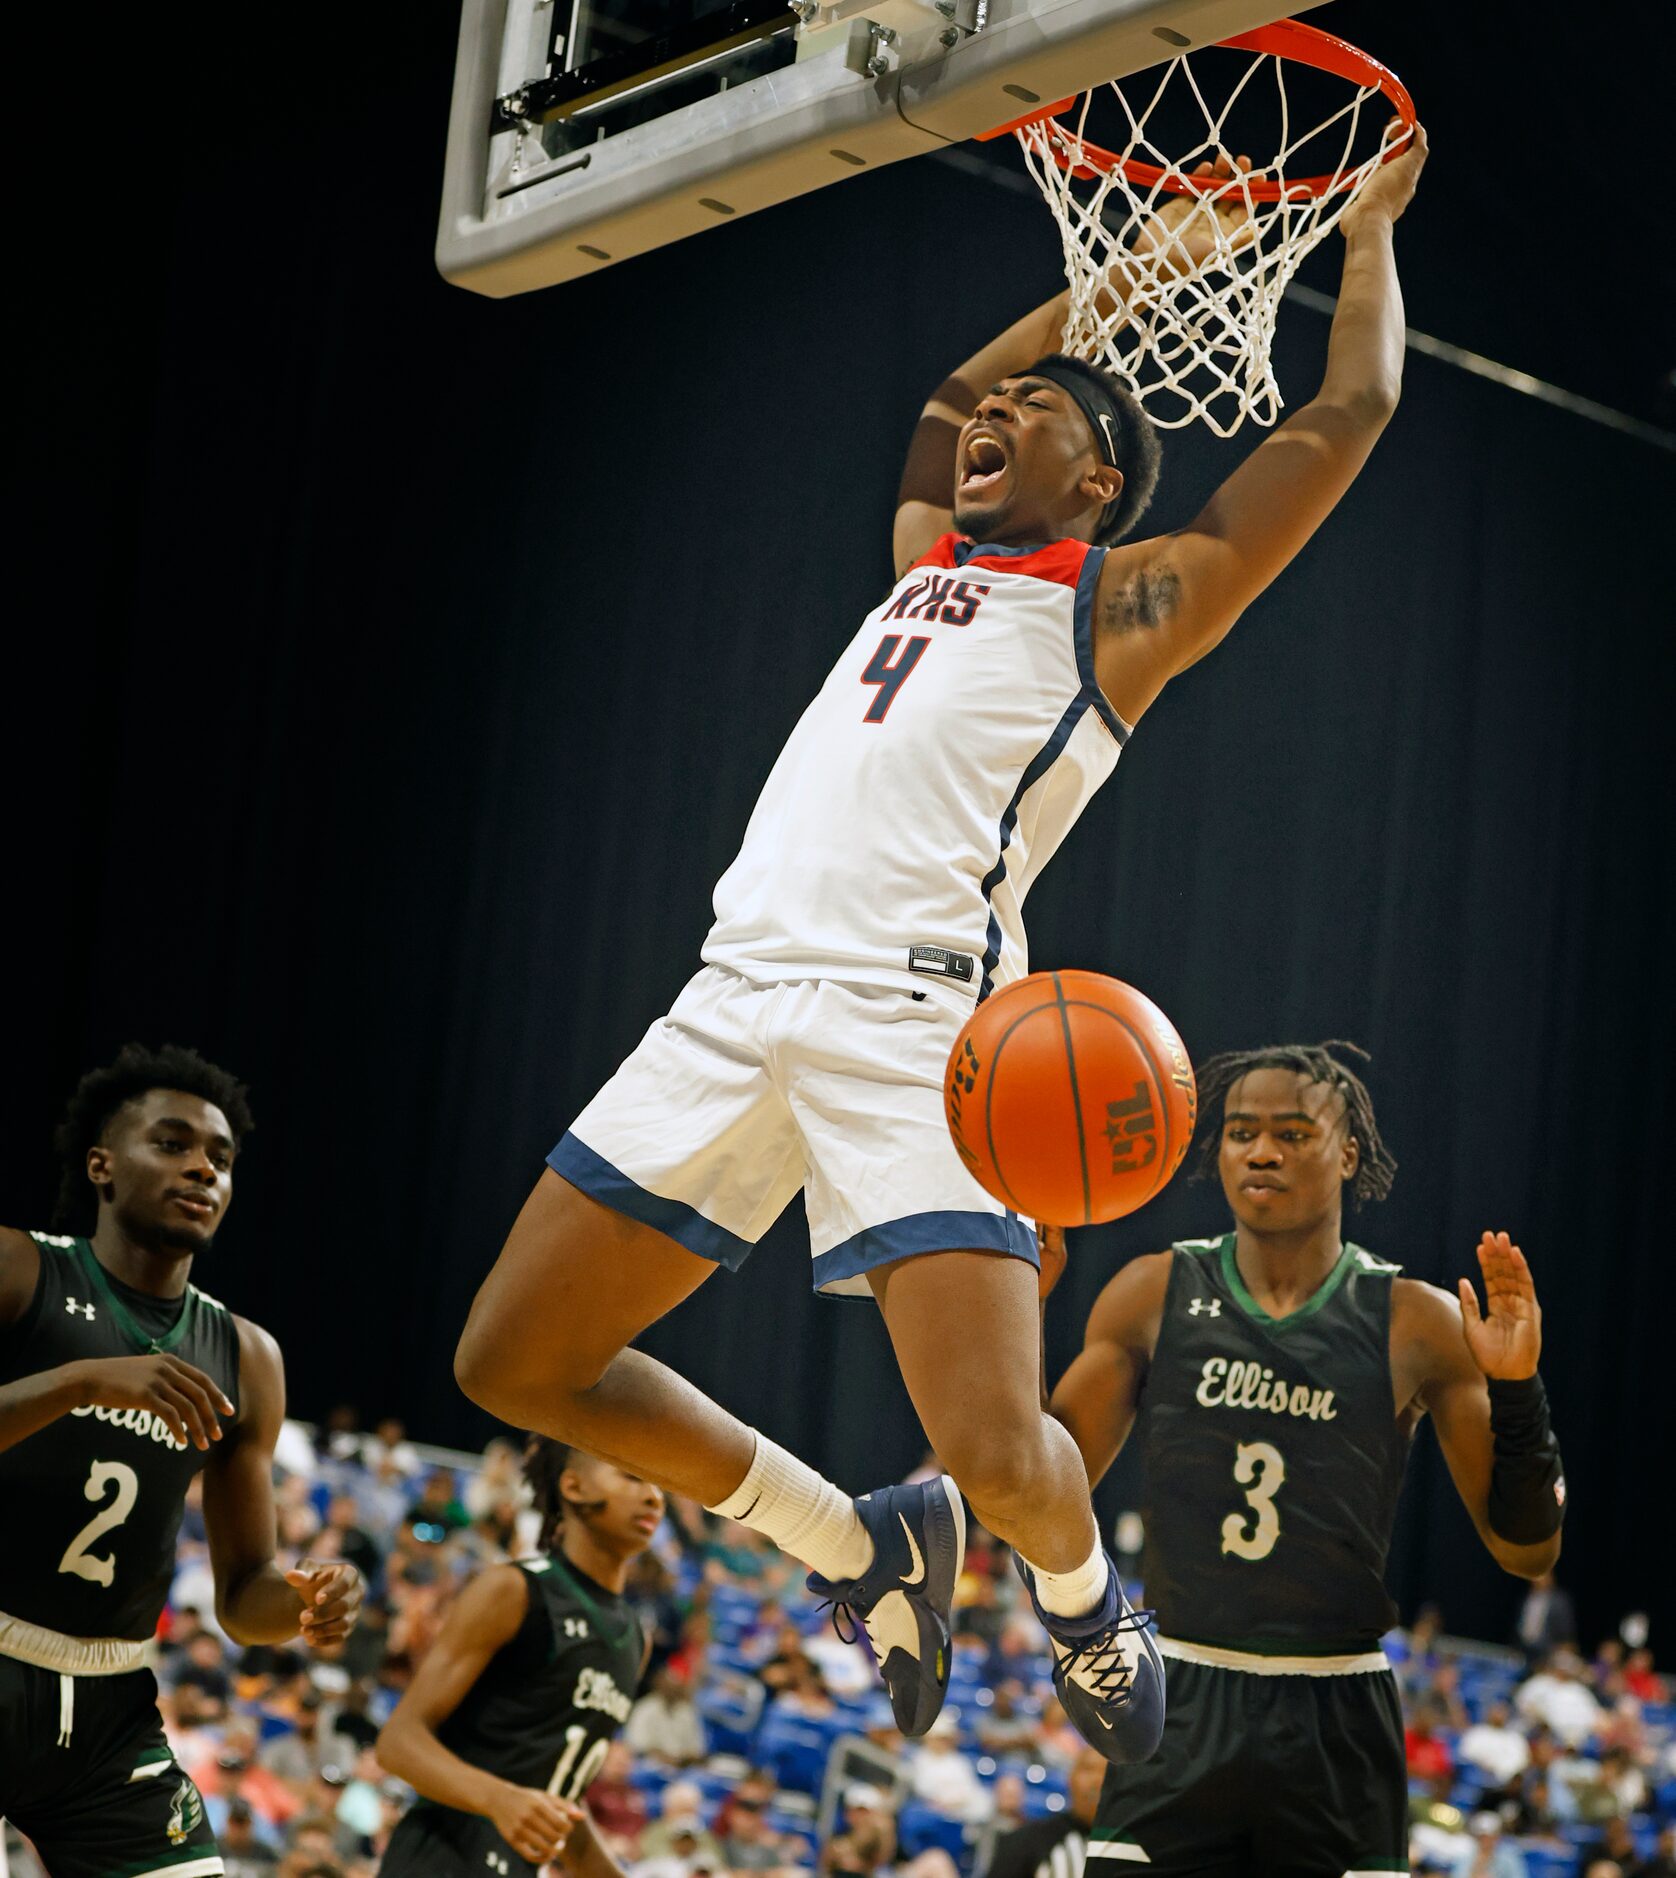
[1016,47,1410,436]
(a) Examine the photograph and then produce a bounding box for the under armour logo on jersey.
[65,1297,96,1321]
[485,1855,510,1874]
[564,1616,589,1638]
[1189,1297,1221,1317]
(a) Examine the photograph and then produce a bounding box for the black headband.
[1023,356,1124,534]
[1024,357,1123,467]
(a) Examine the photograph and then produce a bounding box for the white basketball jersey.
[703,534,1129,998]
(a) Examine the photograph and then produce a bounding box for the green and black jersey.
[432,1550,646,1802]
[1136,1235,1409,1656]
[0,1233,242,1642]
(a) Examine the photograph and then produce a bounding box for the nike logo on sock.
[737,1494,762,1521]
[898,1512,926,1588]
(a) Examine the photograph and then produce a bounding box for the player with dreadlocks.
[1044,1040,1568,1877]
[0,1042,364,1878]
[378,1441,662,1876]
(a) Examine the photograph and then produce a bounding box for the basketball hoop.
[979,20,1416,437]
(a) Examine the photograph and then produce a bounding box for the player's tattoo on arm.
[1099,567,1182,635]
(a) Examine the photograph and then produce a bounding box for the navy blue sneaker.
[1019,1553,1164,1765]
[807,1475,965,1737]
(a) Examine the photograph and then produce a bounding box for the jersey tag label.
[908,946,974,983]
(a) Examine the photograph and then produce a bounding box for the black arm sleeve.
[1486,1374,1566,1544]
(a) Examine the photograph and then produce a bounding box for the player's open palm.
[68,1351,234,1451]
[1457,1230,1541,1381]
[488,1787,579,1867]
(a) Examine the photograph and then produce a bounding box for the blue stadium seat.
[897,1801,973,1865]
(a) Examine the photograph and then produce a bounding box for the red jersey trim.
[910,534,1092,589]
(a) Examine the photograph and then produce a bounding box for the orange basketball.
[945,969,1197,1227]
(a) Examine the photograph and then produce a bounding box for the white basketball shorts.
[548,964,1036,1297]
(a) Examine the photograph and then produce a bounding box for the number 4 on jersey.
[860,635,930,723]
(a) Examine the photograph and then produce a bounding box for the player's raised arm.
[1397,1231,1565,1580]
[377,1565,588,1869]
[893,290,1078,576]
[1048,1251,1172,1488]
[1092,127,1427,727]
[201,1314,364,1645]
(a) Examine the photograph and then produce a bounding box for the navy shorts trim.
[547,1134,755,1271]
[812,1209,1038,1294]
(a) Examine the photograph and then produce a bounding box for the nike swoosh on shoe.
[898,1512,927,1588]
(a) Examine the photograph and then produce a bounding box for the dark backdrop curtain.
[7,3,1672,1657]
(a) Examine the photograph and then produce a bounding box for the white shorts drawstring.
[57,1670,75,1747]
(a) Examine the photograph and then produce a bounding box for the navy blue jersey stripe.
[1072,545,1131,744]
[977,695,1091,1000]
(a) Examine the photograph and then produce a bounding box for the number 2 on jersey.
[58,1459,140,1587]
[860,635,930,723]
[548,1723,609,1801]
[1219,1440,1285,1562]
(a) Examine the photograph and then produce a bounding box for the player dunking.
[0,1044,363,1878]
[455,135,1428,1761]
[1049,1042,1566,1875]
[378,1443,660,1876]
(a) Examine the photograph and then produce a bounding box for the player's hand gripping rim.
[285,1558,366,1649]
[64,1351,235,1451]
[1457,1229,1541,1382]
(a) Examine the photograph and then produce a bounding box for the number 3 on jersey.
[860,635,930,723]
[1220,1440,1285,1562]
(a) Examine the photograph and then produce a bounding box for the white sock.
[1025,1539,1111,1618]
[707,1433,874,1583]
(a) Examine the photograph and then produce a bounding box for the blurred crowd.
[4,1419,1671,1878]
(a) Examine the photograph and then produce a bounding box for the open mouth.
[958,431,1009,499]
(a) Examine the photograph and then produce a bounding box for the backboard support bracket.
[439,0,1311,296]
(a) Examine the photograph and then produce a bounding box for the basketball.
[945,969,1197,1227]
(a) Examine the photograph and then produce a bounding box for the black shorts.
[0,1655,222,1878]
[381,1801,539,1878]
[1091,1651,1407,1878]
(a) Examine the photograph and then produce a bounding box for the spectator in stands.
[1625,1649,1667,1704]
[1431,1662,1471,1732]
[319,1492,383,1586]
[1515,1573,1578,1664]
[1458,1700,1532,1796]
[984,1744,1106,1878]
[770,1654,838,1721]
[463,1436,525,1519]
[1580,1864,1625,1878]
[720,1788,800,1873]
[911,1713,992,1822]
[1517,1649,1604,1746]
[175,1627,235,1724]
[587,1739,651,1854]
[1632,1822,1676,1878]
[976,1681,1040,1760]
[1450,1812,1528,1878]
[362,1415,421,1479]
[1580,1819,1642,1873]
[639,1781,726,1869]
[821,1786,898,1876]
[259,1687,330,1790]
[1406,1700,1455,1783]
[406,1467,471,1540]
[220,1798,280,1874]
[990,1773,1029,1834]
[627,1664,711,1765]
[1397,1603,1446,1694]
[758,1619,822,1694]
[716,1768,781,1837]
